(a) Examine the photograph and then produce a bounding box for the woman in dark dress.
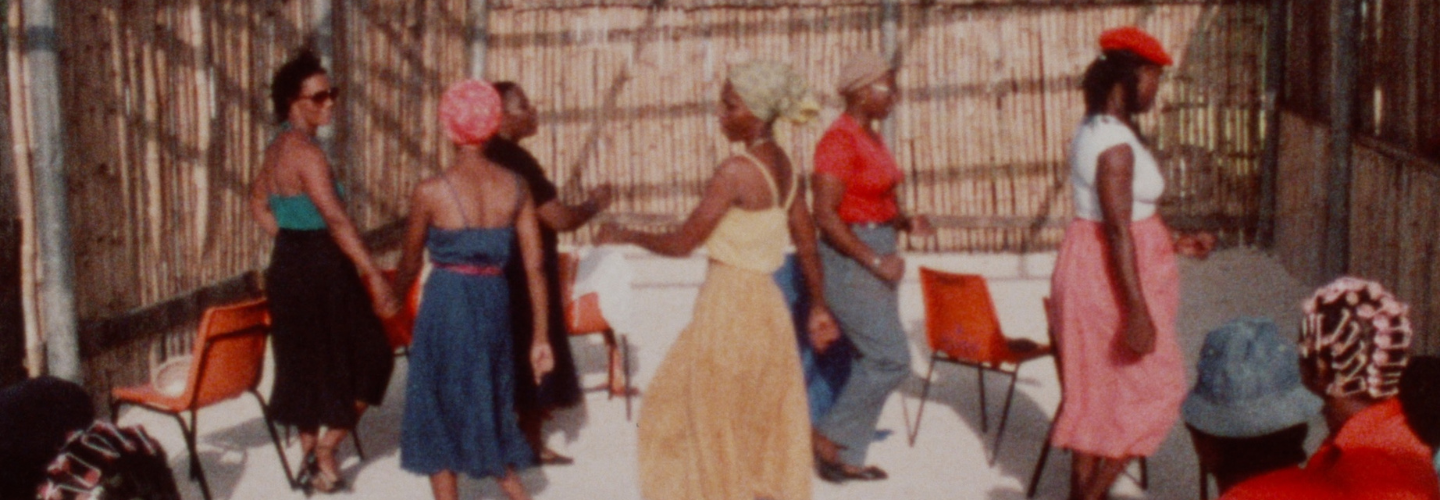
[248,50,397,494]
[485,81,613,464]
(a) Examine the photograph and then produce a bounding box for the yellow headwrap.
[727,60,819,125]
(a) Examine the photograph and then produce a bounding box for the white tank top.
[1068,115,1165,221]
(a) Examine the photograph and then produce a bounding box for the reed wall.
[21,0,1272,390]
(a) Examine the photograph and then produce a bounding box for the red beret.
[1099,26,1173,66]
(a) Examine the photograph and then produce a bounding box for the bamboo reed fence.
[26,0,1272,389]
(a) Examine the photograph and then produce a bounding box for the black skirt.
[507,235,583,412]
[265,230,394,429]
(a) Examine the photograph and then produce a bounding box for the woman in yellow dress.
[598,60,839,500]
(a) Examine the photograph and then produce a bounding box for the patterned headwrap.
[439,79,503,146]
[727,60,819,124]
[1298,277,1413,399]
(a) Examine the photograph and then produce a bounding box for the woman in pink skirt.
[1049,26,1212,500]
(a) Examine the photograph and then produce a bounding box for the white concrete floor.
[113,247,1317,500]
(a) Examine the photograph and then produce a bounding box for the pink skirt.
[1048,216,1185,458]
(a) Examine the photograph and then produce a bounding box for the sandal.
[538,448,575,466]
[816,459,888,483]
[310,447,350,494]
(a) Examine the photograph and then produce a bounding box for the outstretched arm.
[597,160,741,256]
[536,184,614,232]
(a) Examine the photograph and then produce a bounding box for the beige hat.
[837,51,891,95]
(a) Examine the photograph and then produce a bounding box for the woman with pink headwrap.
[392,79,555,500]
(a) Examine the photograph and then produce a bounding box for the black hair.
[270,50,327,123]
[1081,49,1152,117]
[493,81,520,100]
[1400,355,1440,449]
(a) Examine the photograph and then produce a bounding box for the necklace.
[748,137,774,149]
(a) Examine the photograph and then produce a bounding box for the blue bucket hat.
[1182,317,1323,438]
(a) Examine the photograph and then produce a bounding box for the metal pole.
[880,0,898,144]
[23,0,79,382]
[467,0,489,79]
[311,0,336,151]
[1324,0,1358,280]
[1258,0,1288,248]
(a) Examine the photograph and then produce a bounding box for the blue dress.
[400,226,536,478]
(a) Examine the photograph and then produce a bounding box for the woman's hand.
[1122,309,1157,356]
[365,272,401,318]
[869,253,905,283]
[530,342,555,385]
[904,214,937,239]
[588,184,615,212]
[1174,231,1217,260]
[807,305,841,353]
[595,223,625,245]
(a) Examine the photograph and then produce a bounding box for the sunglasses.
[300,86,340,103]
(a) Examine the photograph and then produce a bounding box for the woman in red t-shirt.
[809,51,933,483]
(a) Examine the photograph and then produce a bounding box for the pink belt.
[435,262,503,276]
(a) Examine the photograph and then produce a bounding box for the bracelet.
[869,255,883,269]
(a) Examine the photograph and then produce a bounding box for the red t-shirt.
[813,114,901,224]
[1222,399,1440,500]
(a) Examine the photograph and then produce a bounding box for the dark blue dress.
[400,226,536,478]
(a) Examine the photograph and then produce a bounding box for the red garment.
[1223,399,1440,500]
[1048,216,1185,458]
[812,114,901,224]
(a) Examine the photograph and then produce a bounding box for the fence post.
[880,0,898,144]
[468,0,489,79]
[1324,0,1358,280]
[23,0,79,383]
[1258,0,1288,248]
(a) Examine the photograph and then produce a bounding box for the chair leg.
[1027,416,1059,498]
[1139,457,1149,490]
[909,353,940,446]
[621,334,633,422]
[352,426,366,461]
[176,411,213,500]
[990,370,1020,466]
[603,330,621,401]
[977,366,988,433]
[250,391,296,489]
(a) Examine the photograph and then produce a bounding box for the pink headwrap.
[439,79,503,146]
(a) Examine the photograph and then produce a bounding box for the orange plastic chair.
[379,268,422,356]
[1026,297,1148,497]
[909,268,1054,465]
[558,251,633,420]
[108,298,290,500]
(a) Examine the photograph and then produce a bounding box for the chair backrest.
[557,251,610,335]
[557,252,578,302]
[920,267,1007,363]
[179,298,271,409]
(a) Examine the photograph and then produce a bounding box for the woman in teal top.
[248,50,397,495]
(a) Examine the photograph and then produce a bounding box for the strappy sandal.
[538,447,575,466]
[310,447,350,494]
[816,459,888,483]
